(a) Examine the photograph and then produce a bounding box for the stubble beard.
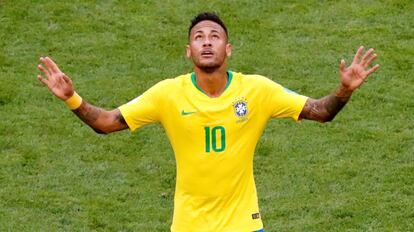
[193,56,226,73]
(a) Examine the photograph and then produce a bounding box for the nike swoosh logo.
[181,110,197,116]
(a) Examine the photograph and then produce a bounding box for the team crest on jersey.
[233,97,248,122]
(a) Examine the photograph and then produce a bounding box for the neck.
[193,65,228,98]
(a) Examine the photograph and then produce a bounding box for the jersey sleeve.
[118,81,165,132]
[262,77,308,121]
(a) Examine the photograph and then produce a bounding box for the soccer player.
[37,12,379,232]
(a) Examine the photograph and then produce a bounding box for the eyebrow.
[194,29,221,35]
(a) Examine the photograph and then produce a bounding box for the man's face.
[187,20,232,71]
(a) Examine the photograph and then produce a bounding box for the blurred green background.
[0,0,413,231]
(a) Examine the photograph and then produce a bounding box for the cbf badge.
[233,97,248,123]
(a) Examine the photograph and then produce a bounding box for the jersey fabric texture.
[118,71,308,232]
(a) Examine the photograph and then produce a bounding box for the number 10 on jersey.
[204,126,226,153]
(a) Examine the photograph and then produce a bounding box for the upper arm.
[257,76,308,121]
[116,81,169,132]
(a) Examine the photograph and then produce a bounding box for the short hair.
[188,12,228,39]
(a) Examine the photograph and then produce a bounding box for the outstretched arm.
[71,102,127,134]
[37,57,128,134]
[299,46,380,122]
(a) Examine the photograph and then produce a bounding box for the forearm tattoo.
[73,101,103,126]
[301,90,351,122]
[72,101,127,133]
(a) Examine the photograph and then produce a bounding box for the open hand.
[37,57,74,100]
[339,46,380,91]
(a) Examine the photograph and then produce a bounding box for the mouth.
[201,50,214,58]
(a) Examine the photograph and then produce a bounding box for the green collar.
[191,71,233,96]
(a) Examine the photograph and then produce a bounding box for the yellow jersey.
[118,71,308,232]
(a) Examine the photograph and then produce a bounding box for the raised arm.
[299,46,380,122]
[37,57,128,134]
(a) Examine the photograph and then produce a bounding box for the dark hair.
[188,12,228,39]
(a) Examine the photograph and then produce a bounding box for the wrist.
[65,92,83,110]
[335,84,353,98]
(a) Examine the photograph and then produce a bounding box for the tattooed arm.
[72,102,128,134]
[299,85,352,122]
[299,46,380,123]
[37,56,128,134]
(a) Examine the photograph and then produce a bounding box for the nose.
[202,38,212,47]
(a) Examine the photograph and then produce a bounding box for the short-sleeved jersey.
[118,71,308,232]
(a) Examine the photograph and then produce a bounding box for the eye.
[195,34,202,40]
[212,34,219,39]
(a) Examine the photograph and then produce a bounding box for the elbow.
[318,118,332,123]
[317,114,335,123]
[92,127,110,135]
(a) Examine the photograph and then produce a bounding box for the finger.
[37,64,51,79]
[41,56,62,74]
[37,75,49,86]
[360,48,374,66]
[365,64,380,77]
[339,59,346,73]
[364,53,377,68]
[352,46,364,64]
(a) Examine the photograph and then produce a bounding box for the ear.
[226,43,232,57]
[186,45,191,58]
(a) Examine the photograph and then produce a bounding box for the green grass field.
[1,0,413,231]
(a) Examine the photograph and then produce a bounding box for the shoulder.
[232,71,283,89]
[148,73,191,92]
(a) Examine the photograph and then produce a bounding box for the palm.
[37,57,74,100]
[47,72,72,98]
[339,46,380,91]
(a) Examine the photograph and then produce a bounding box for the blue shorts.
[254,229,265,232]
